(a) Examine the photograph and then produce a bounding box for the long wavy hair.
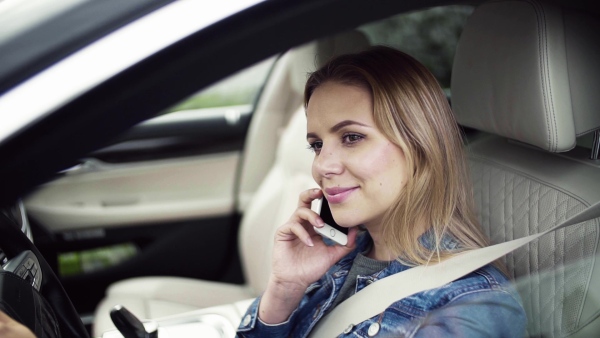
[305,46,489,266]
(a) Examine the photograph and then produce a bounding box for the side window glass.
[358,6,474,92]
[164,56,276,114]
[89,57,276,164]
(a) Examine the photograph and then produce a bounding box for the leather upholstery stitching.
[470,153,587,203]
[540,2,558,153]
[532,0,556,152]
[469,155,599,335]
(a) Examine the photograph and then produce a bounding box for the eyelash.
[307,133,365,153]
[343,133,364,144]
[307,142,322,152]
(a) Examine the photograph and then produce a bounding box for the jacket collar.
[332,228,460,278]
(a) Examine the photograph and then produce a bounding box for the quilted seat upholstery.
[469,145,600,336]
[454,0,600,336]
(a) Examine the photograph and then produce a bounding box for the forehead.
[306,82,374,129]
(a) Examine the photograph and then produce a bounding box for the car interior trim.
[0,0,178,96]
[24,152,240,231]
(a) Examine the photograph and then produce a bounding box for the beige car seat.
[237,31,371,212]
[453,0,600,336]
[93,31,369,335]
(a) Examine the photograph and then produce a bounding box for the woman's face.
[307,81,408,230]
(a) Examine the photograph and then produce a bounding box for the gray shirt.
[330,249,391,308]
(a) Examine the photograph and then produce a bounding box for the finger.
[281,222,314,247]
[345,226,359,249]
[292,207,325,228]
[297,188,322,208]
[326,227,359,262]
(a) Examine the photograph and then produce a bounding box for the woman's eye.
[307,141,323,152]
[342,133,364,144]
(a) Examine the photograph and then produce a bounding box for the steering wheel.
[0,205,89,338]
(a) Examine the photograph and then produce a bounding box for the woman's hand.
[258,188,358,324]
[271,188,358,287]
[0,311,36,338]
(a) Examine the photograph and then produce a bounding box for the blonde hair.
[305,46,489,266]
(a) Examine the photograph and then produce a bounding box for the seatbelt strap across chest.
[309,201,600,337]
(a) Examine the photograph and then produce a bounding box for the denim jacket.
[237,232,526,338]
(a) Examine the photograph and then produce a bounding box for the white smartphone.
[312,197,348,246]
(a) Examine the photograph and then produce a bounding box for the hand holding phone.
[312,197,348,246]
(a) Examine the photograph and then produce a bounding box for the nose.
[312,145,344,179]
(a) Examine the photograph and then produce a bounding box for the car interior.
[1,0,599,337]
[91,30,370,335]
[92,0,600,336]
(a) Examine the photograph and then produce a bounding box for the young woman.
[237,46,525,337]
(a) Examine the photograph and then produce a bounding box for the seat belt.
[309,200,600,337]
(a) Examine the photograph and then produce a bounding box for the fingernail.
[313,188,320,194]
[316,218,324,226]
[307,238,314,247]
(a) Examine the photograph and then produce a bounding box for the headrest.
[451,0,600,152]
[277,106,313,176]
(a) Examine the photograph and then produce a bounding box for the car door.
[21,57,275,315]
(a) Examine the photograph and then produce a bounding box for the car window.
[358,5,474,91]
[163,56,276,114]
[162,6,472,116]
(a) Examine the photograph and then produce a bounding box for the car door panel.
[22,105,251,314]
[24,105,252,231]
[24,151,239,231]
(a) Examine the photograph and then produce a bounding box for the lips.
[324,186,359,204]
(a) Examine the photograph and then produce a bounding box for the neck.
[364,223,394,261]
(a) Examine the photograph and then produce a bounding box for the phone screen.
[319,198,349,235]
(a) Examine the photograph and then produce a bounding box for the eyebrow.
[306,120,371,139]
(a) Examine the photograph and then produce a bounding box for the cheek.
[368,144,407,191]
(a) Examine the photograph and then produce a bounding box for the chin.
[332,214,364,228]
[331,206,368,227]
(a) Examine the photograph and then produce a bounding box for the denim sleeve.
[236,296,299,338]
[412,289,526,338]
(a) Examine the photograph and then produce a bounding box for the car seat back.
[237,31,369,294]
[237,31,370,212]
[452,0,600,336]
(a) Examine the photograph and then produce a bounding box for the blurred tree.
[358,6,473,89]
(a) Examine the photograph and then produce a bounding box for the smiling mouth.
[325,187,359,204]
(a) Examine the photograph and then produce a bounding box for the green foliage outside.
[58,243,138,277]
[166,6,472,115]
[359,6,474,89]
[166,88,257,113]
[165,57,275,114]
